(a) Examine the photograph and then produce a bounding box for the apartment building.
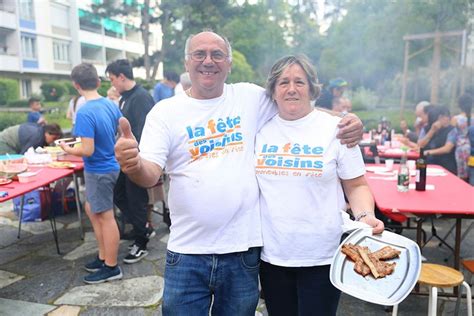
[0,0,162,99]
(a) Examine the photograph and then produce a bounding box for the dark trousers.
[113,171,149,246]
[260,261,340,316]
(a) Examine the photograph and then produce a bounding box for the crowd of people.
[1,28,472,315]
[397,95,474,184]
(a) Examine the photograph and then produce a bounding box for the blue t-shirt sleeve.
[27,112,41,123]
[74,111,95,138]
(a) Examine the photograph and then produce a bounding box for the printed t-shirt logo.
[256,142,324,177]
[186,115,243,162]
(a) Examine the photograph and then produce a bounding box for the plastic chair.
[392,263,472,316]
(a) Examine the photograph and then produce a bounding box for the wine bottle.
[415,149,427,191]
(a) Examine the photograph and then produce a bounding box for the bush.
[7,99,30,107]
[351,87,378,111]
[355,109,416,132]
[98,81,111,97]
[63,81,77,96]
[136,78,154,91]
[0,78,19,105]
[0,112,25,131]
[40,81,68,101]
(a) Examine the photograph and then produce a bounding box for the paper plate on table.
[48,161,76,169]
[0,178,12,185]
[427,167,446,176]
[366,166,391,173]
[330,228,421,306]
[54,137,81,146]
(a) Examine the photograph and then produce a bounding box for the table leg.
[416,217,424,249]
[454,218,462,270]
[73,173,84,240]
[17,195,25,239]
[453,218,462,297]
[48,195,60,255]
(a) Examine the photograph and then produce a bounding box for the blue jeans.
[260,261,340,316]
[163,247,261,316]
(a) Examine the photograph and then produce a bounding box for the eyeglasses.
[187,50,228,63]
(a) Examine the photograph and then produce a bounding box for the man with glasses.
[115,31,363,314]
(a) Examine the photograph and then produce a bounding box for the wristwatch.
[341,110,349,117]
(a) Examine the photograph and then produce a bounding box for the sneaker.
[83,265,123,284]
[84,256,104,273]
[124,243,148,264]
[127,225,155,250]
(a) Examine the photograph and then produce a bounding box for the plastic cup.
[385,159,394,170]
[407,160,416,171]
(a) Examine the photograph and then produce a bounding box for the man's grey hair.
[265,54,321,101]
[184,31,233,62]
[416,100,430,111]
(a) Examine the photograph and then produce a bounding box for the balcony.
[0,9,17,30]
[0,55,20,72]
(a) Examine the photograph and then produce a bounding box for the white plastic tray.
[330,228,421,306]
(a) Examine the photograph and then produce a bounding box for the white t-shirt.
[68,96,86,124]
[140,83,277,254]
[255,110,365,267]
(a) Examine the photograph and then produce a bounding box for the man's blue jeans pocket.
[165,250,182,266]
[240,246,261,269]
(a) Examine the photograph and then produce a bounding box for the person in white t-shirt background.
[256,55,384,316]
[114,31,365,315]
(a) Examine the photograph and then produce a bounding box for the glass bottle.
[397,153,409,192]
[415,149,427,191]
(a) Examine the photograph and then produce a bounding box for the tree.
[318,0,470,106]
[91,0,166,81]
[227,50,255,83]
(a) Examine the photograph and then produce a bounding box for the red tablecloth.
[365,164,473,215]
[0,166,74,202]
[365,164,474,270]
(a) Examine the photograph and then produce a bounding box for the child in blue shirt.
[26,97,45,125]
[61,63,123,284]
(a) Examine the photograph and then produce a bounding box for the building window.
[21,34,36,59]
[51,3,69,29]
[21,79,32,98]
[53,41,70,62]
[19,0,34,20]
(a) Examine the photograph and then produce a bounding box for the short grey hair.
[265,55,321,100]
[184,31,233,62]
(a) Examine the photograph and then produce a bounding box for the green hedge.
[63,81,77,95]
[0,78,19,105]
[98,81,111,97]
[40,81,68,101]
[6,99,30,107]
[0,113,25,131]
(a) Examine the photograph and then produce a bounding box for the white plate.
[54,137,81,146]
[366,166,391,173]
[427,167,446,176]
[330,228,421,306]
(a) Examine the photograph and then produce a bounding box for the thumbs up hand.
[115,117,140,174]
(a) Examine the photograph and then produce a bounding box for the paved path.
[0,200,472,315]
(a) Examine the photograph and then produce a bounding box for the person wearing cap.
[315,77,348,109]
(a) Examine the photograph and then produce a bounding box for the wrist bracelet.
[355,211,372,221]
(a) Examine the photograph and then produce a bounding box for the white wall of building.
[0,0,163,99]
